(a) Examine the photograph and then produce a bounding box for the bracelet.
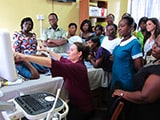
[120,92,124,97]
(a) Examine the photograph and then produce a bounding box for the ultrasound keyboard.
[13,92,64,119]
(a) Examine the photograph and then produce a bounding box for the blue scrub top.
[111,37,142,91]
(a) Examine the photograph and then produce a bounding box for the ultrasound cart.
[1,89,69,120]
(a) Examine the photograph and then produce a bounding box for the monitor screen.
[0,29,17,82]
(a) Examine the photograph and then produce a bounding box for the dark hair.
[122,12,131,18]
[86,35,100,47]
[147,17,160,38]
[106,24,118,36]
[133,22,137,31]
[107,13,115,20]
[121,16,135,27]
[68,23,77,29]
[107,23,118,32]
[94,24,103,31]
[80,19,93,33]
[20,17,33,30]
[48,13,58,20]
[138,17,148,29]
[73,42,90,60]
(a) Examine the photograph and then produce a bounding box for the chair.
[106,96,125,120]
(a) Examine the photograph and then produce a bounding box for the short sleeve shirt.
[41,27,67,53]
[111,36,143,91]
[91,47,111,71]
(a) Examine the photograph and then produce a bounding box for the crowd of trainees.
[12,12,160,120]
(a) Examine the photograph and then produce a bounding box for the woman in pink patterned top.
[13,17,49,79]
[13,17,37,55]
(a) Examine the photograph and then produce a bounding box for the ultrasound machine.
[0,30,68,120]
[1,89,69,120]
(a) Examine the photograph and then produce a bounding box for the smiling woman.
[12,17,49,79]
[13,17,36,55]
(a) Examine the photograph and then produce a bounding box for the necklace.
[153,59,160,65]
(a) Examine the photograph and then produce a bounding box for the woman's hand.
[14,52,25,62]
[87,54,93,61]
[112,89,125,98]
[38,45,48,52]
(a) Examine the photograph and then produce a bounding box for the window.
[128,0,160,24]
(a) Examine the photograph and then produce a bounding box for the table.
[0,75,64,101]
[87,67,105,90]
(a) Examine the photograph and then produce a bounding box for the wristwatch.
[120,92,124,97]
[47,49,51,54]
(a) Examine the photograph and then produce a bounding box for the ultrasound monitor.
[0,29,17,82]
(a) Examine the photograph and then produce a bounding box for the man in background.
[104,13,115,34]
[41,13,68,53]
[66,23,82,49]
[106,13,115,26]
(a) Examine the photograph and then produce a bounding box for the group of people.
[13,12,160,120]
[106,13,160,120]
[13,13,95,120]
